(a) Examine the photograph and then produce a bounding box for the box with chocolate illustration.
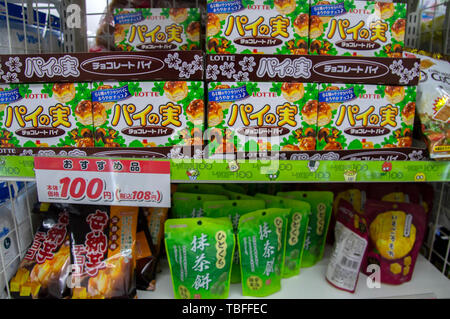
[114,8,201,51]
[316,83,416,150]
[0,83,94,148]
[91,81,204,147]
[206,0,309,54]
[206,82,318,153]
[309,1,407,57]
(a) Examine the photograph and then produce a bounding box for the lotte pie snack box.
[90,81,204,147]
[114,8,201,51]
[206,0,310,54]
[0,83,94,148]
[309,0,407,57]
[316,83,416,150]
[206,82,318,153]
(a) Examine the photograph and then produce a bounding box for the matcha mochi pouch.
[277,191,333,267]
[164,217,235,299]
[171,192,228,218]
[255,194,311,277]
[203,199,266,283]
[238,208,289,297]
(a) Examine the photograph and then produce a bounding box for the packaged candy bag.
[222,184,247,194]
[223,190,254,200]
[9,204,71,299]
[368,183,420,204]
[68,205,138,299]
[202,199,266,283]
[238,208,289,297]
[164,217,235,299]
[277,191,334,267]
[326,200,369,293]
[136,207,168,291]
[171,192,228,218]
[362,199,427,285]
[255,194,310,277]
[176,184,228,196]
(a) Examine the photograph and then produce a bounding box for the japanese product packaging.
[136,207,168,291]
[207,82,319,153]
[164,217,235,299]
[326,199,369,293]
[0,83,94,148]
[277,191,333,267]
[171,192,229,219]
[309,0,407,57]
[238,208,289,297]
[362,199,427,285]
[407,52,450,159]
[254,193,310,277]
[316,83,416,150]
[68,205,138,299]
[90,81,204,147]
[9,205,70,299]
[202,199,266,283]
[114,8,201,51]
[206,0,310,54]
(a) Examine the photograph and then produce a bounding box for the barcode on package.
[340,256,359,270]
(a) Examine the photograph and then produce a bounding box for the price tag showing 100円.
[34,157,171,207]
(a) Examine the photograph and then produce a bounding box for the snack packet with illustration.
[135,207,168,291]
[277,191,333,267]
[326,199,369,293]
[404,51,450,159]
[255,193,310,277]
[238,208,289,297]
[362,199,427,285]
[9,204,71,299]
[68,205,138,299]
[202,199,266,283]
[164,217,235,299]
[171,192,229,218]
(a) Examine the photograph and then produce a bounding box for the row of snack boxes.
[113,1,408,58]
[0,80,415,152]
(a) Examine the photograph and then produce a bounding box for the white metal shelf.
[138,246,450,299]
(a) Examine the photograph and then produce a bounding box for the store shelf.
[138,246,450,299]
[1,155,449,183]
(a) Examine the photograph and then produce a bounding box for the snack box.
[309,0,407,57]
[206,0,310,54]
[206,81,318,153]
[91,81,204,147]
[0,83,94,148]
[114,8,201,51]
[316,83,416,150]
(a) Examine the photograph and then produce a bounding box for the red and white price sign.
[34,157,171,207]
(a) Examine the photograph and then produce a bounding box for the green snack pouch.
[255,194,311,277]
[203,200,266,283]
[224,191,254,200]
[172,192,228,218]
[222,184,247,194]
[238,208,289,297]
[176,184,228,196]
[277,191,333,268]
[164,217,235,299]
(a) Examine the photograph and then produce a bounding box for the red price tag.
[34,157,171,207]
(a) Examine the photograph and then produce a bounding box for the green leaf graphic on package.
[165,217,235,299]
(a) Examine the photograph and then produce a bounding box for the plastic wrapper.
[362,199,427,285]
[326,199,368,293]
[68,205,138,299]
[165,217,235,299]
[9,204,70,299]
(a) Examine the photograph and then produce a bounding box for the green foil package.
[238,208,289,297]
[203,199,266,283]
[164,217,235,299]
[255,194,311,277]
[277,191,333,267]
[171,192,228,218]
